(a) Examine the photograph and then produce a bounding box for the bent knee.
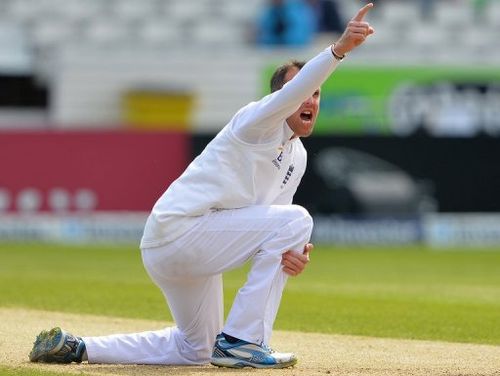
[290,204,312,219]
[282,205,313,240]
[289,205,313,227]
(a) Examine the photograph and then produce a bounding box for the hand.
[332,2,375,57]
[281,243,313,276]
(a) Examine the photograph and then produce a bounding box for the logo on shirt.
[272,151,284,170]
[281,165,295,189]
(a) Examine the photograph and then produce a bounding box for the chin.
[296,128,314,138]
[288,118,316,137]
[300,123,315,137]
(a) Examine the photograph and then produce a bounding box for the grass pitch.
[0,242,499,345]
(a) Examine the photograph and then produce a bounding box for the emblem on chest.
[272,151,284,170]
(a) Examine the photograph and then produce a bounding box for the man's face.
[284,67,321,138]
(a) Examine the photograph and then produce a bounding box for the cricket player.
[29,3,374,369]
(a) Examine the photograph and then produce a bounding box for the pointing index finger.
[352,2,374,21]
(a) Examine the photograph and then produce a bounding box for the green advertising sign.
[263,65,500,136]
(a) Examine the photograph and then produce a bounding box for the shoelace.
[261,344,275,354]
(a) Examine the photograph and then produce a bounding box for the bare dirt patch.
[0,308,498,376]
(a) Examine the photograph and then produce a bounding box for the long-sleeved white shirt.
[140,47,339,248]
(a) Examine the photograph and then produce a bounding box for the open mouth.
[300,111,313,122]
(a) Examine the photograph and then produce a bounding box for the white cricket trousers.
[84,204,313,365]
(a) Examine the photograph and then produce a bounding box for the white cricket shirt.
[140,47,339,248]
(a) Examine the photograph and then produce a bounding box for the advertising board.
[263,66,500,136]
[0,131,189,213]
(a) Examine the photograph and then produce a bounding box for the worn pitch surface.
[1,308,499,376]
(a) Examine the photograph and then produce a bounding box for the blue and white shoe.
[210,334,297,369]
[29,327,86,363]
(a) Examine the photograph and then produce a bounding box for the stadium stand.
[0,0,496,48]
[0,0,498,130]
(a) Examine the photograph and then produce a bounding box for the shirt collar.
[283,121,296,143]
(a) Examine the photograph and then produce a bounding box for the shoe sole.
[29,327,65,362]
[211,357,297,369]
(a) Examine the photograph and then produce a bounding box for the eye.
[313,90,320,98]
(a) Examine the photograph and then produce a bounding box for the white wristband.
[331,44,346,61]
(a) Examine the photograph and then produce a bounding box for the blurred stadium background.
[1,0,500,248]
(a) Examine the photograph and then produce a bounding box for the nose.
[304,95,314,105]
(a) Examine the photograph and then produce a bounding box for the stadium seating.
[0,0,498,130]
[1,0,497,58]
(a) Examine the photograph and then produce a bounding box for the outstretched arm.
[232,3,375,144]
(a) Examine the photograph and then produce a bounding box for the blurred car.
[310,147,437,215]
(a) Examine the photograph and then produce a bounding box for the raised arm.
[232,3,375,143]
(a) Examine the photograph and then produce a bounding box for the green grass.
[280,247,500,344]
[0,243,499,346]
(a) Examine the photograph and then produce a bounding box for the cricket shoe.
[29,327,86,363]
[210,334,297,369]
